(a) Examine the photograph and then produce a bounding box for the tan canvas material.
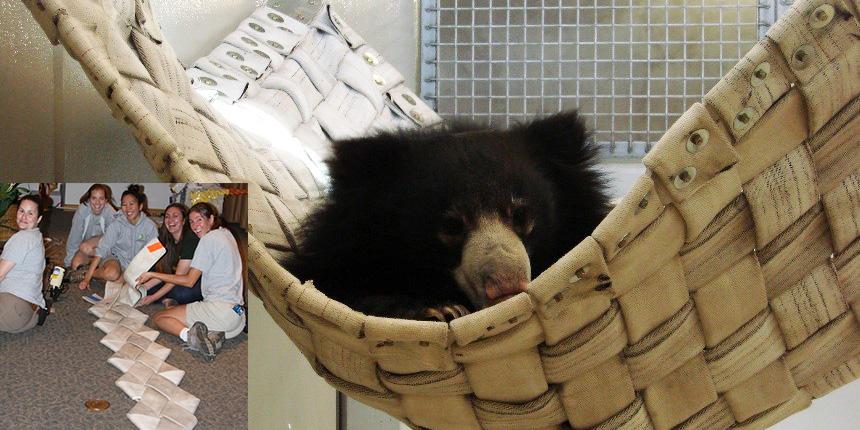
[21,0,860,428]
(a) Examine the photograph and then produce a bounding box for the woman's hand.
[78,278,90,290]
[137,272,155,285]
[138,294,156,306]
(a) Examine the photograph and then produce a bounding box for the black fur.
[286,111,610,319]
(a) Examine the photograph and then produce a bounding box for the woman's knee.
[102,261,122,281]
[70,251,88,269]
[79,236,100,255]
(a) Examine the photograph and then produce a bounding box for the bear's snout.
[453,215,531,309]
[483,273,529,305]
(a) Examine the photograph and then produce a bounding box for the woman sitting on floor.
[138,203,203,306]
[65,183,117,272]
[0,195,48,333]
[77,184,158,290]
[137,202,245,362]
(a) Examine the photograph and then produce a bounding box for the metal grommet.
[686,129,709,153]
[296,14,306,22]
[410,109,424,124]
[751,62,770,87]
[199,76,217,86]
[617,232,630,249]
[241,36,258,47]
[268,12,285,23]
[254,50,270,59]
[791,44,812,70]
[403,93,417,105]
[568,265,590,283]
[373,74,387,86]
[240,65,258,76]
[635,192,650,214]
[673,166,697,189]
[363,51,379,65]
[227,51,244,61]
[222,74,237,81]
[267,40,284,50]
[809,4,835,29]
[249,22,265,32]
[733,107,756,132]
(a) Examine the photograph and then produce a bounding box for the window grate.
[421,0,771,157]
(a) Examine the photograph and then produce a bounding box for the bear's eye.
[511,204,535,237]
[438,215,466,245]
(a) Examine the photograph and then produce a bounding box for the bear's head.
[318,111,606,313]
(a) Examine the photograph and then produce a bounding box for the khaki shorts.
[0,292,38,334]
[186,300,245,339]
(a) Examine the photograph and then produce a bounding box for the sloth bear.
[286,111,610,321]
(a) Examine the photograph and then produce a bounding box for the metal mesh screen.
[422,0,763,156]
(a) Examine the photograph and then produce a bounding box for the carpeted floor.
[0,207,247,429]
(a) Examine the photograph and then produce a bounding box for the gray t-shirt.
[95,214,158,270]
[0,229,46,308]
[190,228,243,305]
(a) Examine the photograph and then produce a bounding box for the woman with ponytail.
[76,184,158,290]
[137,202,244,362]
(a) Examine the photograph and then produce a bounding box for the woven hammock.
[22,0,860,429]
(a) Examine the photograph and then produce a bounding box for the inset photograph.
[0,183,248,429]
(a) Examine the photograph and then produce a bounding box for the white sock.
[179,328,189,342]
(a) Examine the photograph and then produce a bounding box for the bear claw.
[423,304,471,322]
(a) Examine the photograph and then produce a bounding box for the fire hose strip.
[84,239,200,429]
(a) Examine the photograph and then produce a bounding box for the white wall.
[63,183,174,210]
[18,183,175,210]
[248,294,338,430]
[0,0,419,182]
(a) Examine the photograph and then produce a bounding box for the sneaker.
[207,330,226,352]
[161,298,178,309]
[183,322,217,362]
[65,266,88,283]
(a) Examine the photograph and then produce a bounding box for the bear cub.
[286,111,610,321]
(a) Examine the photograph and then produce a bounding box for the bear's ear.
[328,132,408,188]
[519,110,610,219]
[519,110,598,169]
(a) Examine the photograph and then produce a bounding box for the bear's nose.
[483,272,528,304]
